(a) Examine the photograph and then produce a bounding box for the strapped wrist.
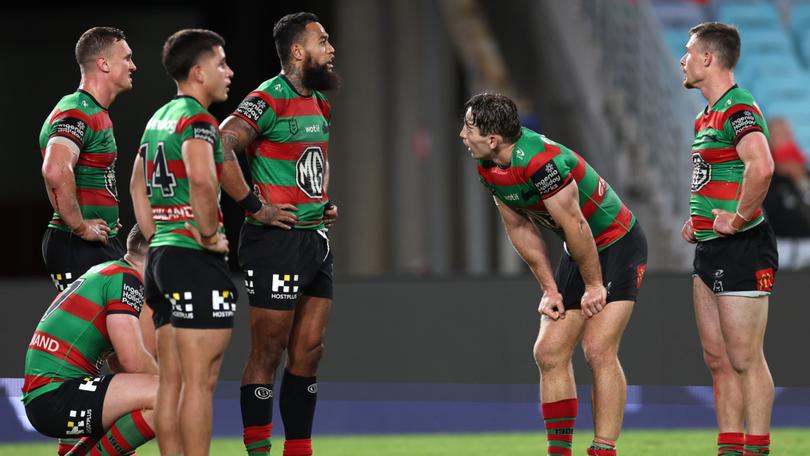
[237,191,263,214]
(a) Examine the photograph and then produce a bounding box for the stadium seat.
[718,3,781,31]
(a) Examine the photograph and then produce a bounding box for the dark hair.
[126,225,149,257]
[75,27,126,68]
[273,12,320,66]
[162,29,225,82]
[463,93,522,144]
[689,22,741,69]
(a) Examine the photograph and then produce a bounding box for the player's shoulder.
[172,96,219,129]
[254,74,293,99]
[716,86,761,113]
[51,91,102,120]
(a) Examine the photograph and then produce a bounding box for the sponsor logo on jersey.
[30,333,60,352]
[503,193,519,201]
[152,205,194,221]
[712,280,724,293]
[531,161,563,196]
[52,117,88,144]
[244,269,255,295]
[728,109,760,139]
[191,122,218,145]
[296,147,325,199]
[211,290,236,318]
[597,177,607,197]
[145,118,178,132]
[515,148,525,160]
[307,383,318,394]
[271,274,299,300]
[714,269,724,279]
[255,387,273,399]
[755,268,774,292]
[289,118,299,135]
[168,291,194,319]
[66,408,93,435]
[636,263,647,289]
[121,280,145,313]
[235,96,269,124]
[691,153,711,192]
[305,124,321,134]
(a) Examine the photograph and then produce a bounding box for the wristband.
[735,210,751,222]
[731,213,748,231]
[237,192,263,214]
[199,229,218,245]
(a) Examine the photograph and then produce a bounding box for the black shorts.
[144,246,237,329]
[25,375,114,438]
[693,221,779,295]
[555,223,648,310]
[42,228,125,291]
[239,223,334,310]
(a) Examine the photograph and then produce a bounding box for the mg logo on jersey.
[691,154,711,192]
[297,147,325,199]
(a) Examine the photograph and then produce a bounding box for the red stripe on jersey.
[106,300,138,316]
[97,264,136,279]
[541,174,574,199]
[76,188,116,207]
[28,331,99,375]
[581,178,609,219]
[570,152,587,181]
[253,90,331,119]
[477,165,527,187]
[694,147,739,164]
[231,111,260,132]
[691,215,714,231]
[88,111,112,131]
[146,159,188,180]
[694,180,740,199]
[131,409,156,439]
[595,205,633,249]
[256,183,328,205]
[51,108,91,125]
[175,113,219,134]
[60,294,108,340]
[76,152,116,169]
[250,140,329,161]
[317,96,331,120]
[524,144,563,176]
[21,375,63,393]
[720,103,763,125]
[99,437,117,455]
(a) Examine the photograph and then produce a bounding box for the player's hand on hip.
[711,209,737,236]
[251,203,298,230]
[185,222,230,255]
[580,284,607,318]
[324,202,338,229]
[681,217,697,243]
[74,219,111,244]
[538,289,565,320]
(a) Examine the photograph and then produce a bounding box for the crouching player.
[22,225,158,455]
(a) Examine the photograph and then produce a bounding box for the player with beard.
[219,12,338,456]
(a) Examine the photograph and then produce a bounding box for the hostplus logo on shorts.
[66,408,93,435]
[271,274,299,300]
[168,291,194,319]
[244,270,256,295]
[211,290,236,318]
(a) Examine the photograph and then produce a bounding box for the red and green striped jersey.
[138,96,224,250]
[232,75,331,230]
[477,127,635,251]
[22,259,144,404]
[690,85,769,242]
[39,90,119,236]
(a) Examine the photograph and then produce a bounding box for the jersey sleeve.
[106,273,145,316]
[48,109,91,149]
[723,105,766,145]
[179,113,219,146]
[527,154,574,199]
[231,91,277,135]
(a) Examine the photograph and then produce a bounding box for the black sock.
[279,370,318,439]
[241,384,274,454]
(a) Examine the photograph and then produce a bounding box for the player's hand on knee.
[580,284,607,318]
[252,203,298,229]
[74,219,111,244]
[538,289,565,320]
[681,218,697,243]
[185,222,230,255]
[324,202,338,229]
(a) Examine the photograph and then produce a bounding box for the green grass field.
[1,429,809,455]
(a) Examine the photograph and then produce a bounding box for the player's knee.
[288,341,325,374]
[581,338,618,369]
[249,339,286,371]
[533,340,568,372]
[702,347,733,374]
[725,348,758,375]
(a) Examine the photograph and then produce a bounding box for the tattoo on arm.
[221,117,258,160]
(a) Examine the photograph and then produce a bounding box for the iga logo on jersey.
[691,154,711,192]
[297,147,325,198]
